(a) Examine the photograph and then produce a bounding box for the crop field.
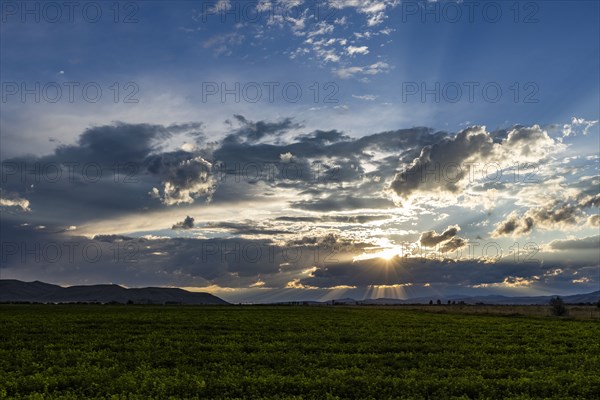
[367,304,600,320]
[1,306,599,399]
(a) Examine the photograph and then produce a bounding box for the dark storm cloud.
[226,115,302,143]
[419,225,460,247]
[189,123,453,224]
[146,151,214,205]
[488,127,513,143]
[287,233,365,249]
[549,235,600,250]
[492,193,599,237]
[0,221,366,288]
[335,214,394,223]
[390,126,495,199]
[471,181,507,192]
[211,142,362,187]
[291,195,395,211]
[275,216,321,223]
[2,216,596,295]
[350,127,447,155]
[528,203,579,225]
[93,234,135,242]
[439,237,467,253]
[294,257,544,289]
[205,221,289,236]
[277,214,393,224]
[2,112,597,299]
[172,216,195,230]
[492,213,534,236]
[165,122,204,138]
[294,253,599,292]
[295,130,350,144]
[53,122,172,164]
[213,124,446,189]
[1,122,212,223]
[282,234,371,262]
[389,125,556,201]
[0,220,152,283]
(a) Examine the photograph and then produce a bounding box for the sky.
[1,0,599,303]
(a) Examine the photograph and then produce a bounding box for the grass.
[1,305,599,399]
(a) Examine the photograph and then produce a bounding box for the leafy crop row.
[1,306,598,399]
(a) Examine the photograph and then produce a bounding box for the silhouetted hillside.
[274,291,600,305]
[357,291,600,305]
[0,280,228,305]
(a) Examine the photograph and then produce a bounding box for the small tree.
[549,296,568,316]
[429,300,433,305]
[436,299,442,305]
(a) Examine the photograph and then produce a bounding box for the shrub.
[549,296,568,316]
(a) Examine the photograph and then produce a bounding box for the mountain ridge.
[0,279,229,305]
[311,291,600,305]
[2,280,598,305]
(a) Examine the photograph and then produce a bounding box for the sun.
[353,242,401,263]
[376,248,399,261]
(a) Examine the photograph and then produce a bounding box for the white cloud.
[572,277,590,284]
[280,152,294,162]
[352,94,378,101]
[391,125,562,205]
[209,0,231,13]
[562,116,598,137]
[150,156,215,206]
[334,61,390,78]
[307,21,335,38]
[346,45,369,55]
[203,32,245,56]
[328,0,400,26]
[472,276,540,288]
[0,196,30,211]
[286,278,318,289]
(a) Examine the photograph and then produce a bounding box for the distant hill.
[0,280,229,305]
[2,279,598,306]
[350,291,600,305]
[273,291,600,306]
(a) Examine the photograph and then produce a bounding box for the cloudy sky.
[1,0,598,303]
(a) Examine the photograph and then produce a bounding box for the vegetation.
[1,305,599,399]
[549,296,568,316]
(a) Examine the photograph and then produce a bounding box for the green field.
[1,306,599,399]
